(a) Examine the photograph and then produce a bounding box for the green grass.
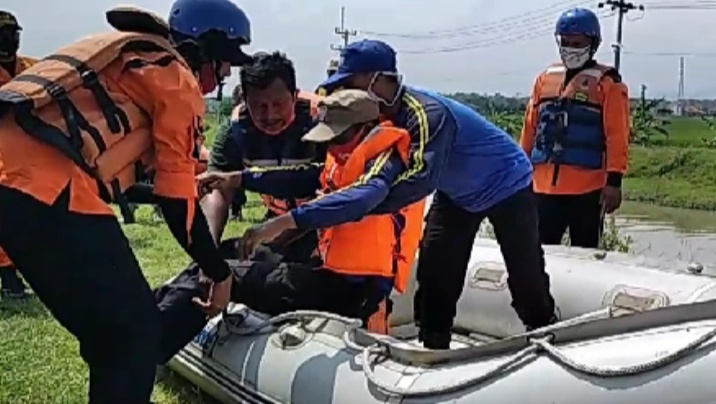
[625,145,716,210]
[653,116,713,147]
[0,203,266,404]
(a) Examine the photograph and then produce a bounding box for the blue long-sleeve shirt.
[291,151,406,230]
[371,86,533,214]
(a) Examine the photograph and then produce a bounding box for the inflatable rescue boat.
[167,239,716,403]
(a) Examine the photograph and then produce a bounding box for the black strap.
[43,54,131,136]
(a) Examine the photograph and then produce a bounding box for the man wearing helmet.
[0,10,36,299]
[0,1,251,402]
[520,8,630,249]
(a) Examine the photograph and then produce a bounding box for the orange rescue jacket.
[520,62,630,195]
[0,55,37,268]
[0,8,195,206]
[0,55,38,85]
[317,122,425,293]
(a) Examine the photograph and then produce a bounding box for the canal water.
[617,201,716,271]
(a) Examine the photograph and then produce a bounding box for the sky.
[5,0,716,99]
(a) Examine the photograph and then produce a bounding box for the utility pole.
[598,0,644,71]
[330,6,357,52]
[677,56,685,116]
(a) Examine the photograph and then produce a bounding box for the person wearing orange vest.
[201,51,326,263]
[0,2,252,402]
[236,89,424,330]
[0,10,35,299]
[156,89,423,354]
[520,8,630,248]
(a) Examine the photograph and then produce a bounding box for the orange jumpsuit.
[0,55,37,269]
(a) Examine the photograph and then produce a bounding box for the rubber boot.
[0,266,28,299]
[418,328,451,350]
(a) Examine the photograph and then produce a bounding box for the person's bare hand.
[197,171,242,198]
[240,220,288,259]
[192,275,233,318]
[600,186,622,214]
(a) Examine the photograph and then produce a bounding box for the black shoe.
[419,329,451,349]
[525,315,558,332]
[0,269,28,300]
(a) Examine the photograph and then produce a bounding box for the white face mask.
[559,46,591,69]
[366,72,404,107]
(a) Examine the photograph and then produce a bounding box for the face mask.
[559,46,591,69]
[250,100,297,136]
[365,72,403,107]
[198,64,217,95]
[0,29,19,62]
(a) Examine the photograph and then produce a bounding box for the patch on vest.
[317,105,328,122]
[574,78,591,101]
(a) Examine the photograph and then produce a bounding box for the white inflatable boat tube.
[167,239,716,403]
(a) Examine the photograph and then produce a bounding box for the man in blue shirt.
[320,40,557,349]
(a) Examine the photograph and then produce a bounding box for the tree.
[484,101,523,139]
[630,84,670,146]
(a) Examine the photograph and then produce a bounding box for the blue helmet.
[169,0,251,65]
[555,8,601,42]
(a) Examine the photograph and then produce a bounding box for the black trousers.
[414,185,556,342]
[0,186,160,404]
[536,190,603,248]
[154,239,385,363]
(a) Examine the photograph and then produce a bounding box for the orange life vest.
[530,63,610,171]
[0,8,188,205]
[317,122,425,293]
[231,92,323,215]
[0,55,38,85]
[0,55,38,268]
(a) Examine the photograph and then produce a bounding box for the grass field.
[654,116,713,147]
[622,115,716,209]
[0,204,266,404]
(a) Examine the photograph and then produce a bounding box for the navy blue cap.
[321,39,397,88]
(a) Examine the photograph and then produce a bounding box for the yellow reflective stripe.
[394,93,428,184]
[313,150,392,202]
[354,151,391,186]
[245,162,324,173]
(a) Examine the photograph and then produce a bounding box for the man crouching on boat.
[154,89,424,362]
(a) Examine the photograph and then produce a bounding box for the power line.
[624,51,716,57]
[358,0,715,55]
[330,6,357,52]
[598,0,645,70]
[397,11,615,54]
[641,1,716,9]
[356,0,715,47]
[359,0,592,39]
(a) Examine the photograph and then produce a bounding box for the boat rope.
[216,308,716,397]
[361,326,716,397]
[218,309,365,350]
[362,340,543,397]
